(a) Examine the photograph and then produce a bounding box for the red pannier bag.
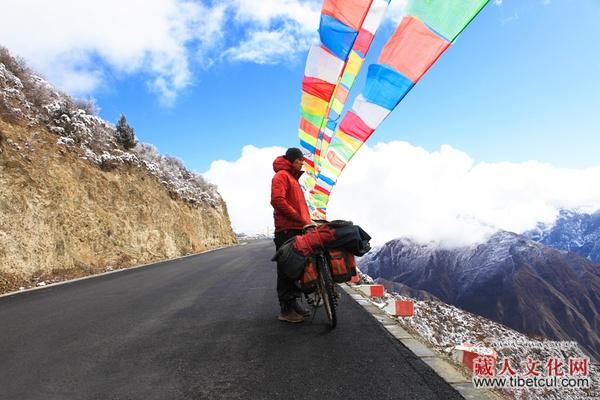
[327,249,357,283]
[301,256,318,293]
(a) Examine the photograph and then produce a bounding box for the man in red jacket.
[271,147,312,323]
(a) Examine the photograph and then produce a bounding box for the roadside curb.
[0,244,236,299]
[341,283,501,400]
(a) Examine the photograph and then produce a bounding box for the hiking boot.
[292,299,311,317]
[278,308,304,323]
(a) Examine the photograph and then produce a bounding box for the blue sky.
[3,0,600,242]
[2,0,599,172]
[99,0,600,172]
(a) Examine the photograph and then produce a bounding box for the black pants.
[274,229,303,309]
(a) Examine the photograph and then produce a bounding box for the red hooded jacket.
[271,156,311,232]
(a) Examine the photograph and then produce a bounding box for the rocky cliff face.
[0,48,237,293]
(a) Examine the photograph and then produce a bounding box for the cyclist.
[271,147,311,323]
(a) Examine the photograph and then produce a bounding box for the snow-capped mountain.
[525,209,600,263]
[359,231,600,361]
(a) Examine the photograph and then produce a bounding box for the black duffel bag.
[271,239,308,281]
[326,220,371,257]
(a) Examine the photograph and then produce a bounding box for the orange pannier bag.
[301,256,318,293]
[327,249,357,283]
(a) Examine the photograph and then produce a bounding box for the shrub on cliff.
[74,98,99,115]
[134,143,218,205]
[115,114,136,150]
[0,47,29,82]
[0,46,57,110]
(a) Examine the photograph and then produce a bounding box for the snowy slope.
[359,272,600,400]
[0,52,219,206]
[359,232,600,361]
[525,209,600,263]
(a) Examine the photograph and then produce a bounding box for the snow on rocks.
[57,137,75,145]
[0,64,32,122]
[1,55,221,208]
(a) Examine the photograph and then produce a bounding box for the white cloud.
[0,0,319,103]
[204,145,284,236]
[494,0,503,6]
[44,53,105,94]
[230,0,320,29]
[222,0,320,64]
[0,0,226,103]
[224,25,314,65]
[205,142,600,248]
[0,0,419,102]
[0,0,515,103]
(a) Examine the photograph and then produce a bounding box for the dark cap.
[285,147,304,162]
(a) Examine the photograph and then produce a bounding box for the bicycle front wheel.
[317,254,337,329]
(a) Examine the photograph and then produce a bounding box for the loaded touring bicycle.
[274,220,371,329]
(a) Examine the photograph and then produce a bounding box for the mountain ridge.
[359,231,600,360]
[525,209,600,263]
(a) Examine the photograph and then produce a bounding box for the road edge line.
[0,244,237,299]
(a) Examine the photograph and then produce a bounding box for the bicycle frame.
[310,249,337,329]
[302,222,338,329]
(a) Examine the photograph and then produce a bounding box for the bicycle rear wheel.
[317,254,337,329]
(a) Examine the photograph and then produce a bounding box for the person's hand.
[302,222,317,233]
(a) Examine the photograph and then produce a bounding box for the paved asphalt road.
[0,240,463,400]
